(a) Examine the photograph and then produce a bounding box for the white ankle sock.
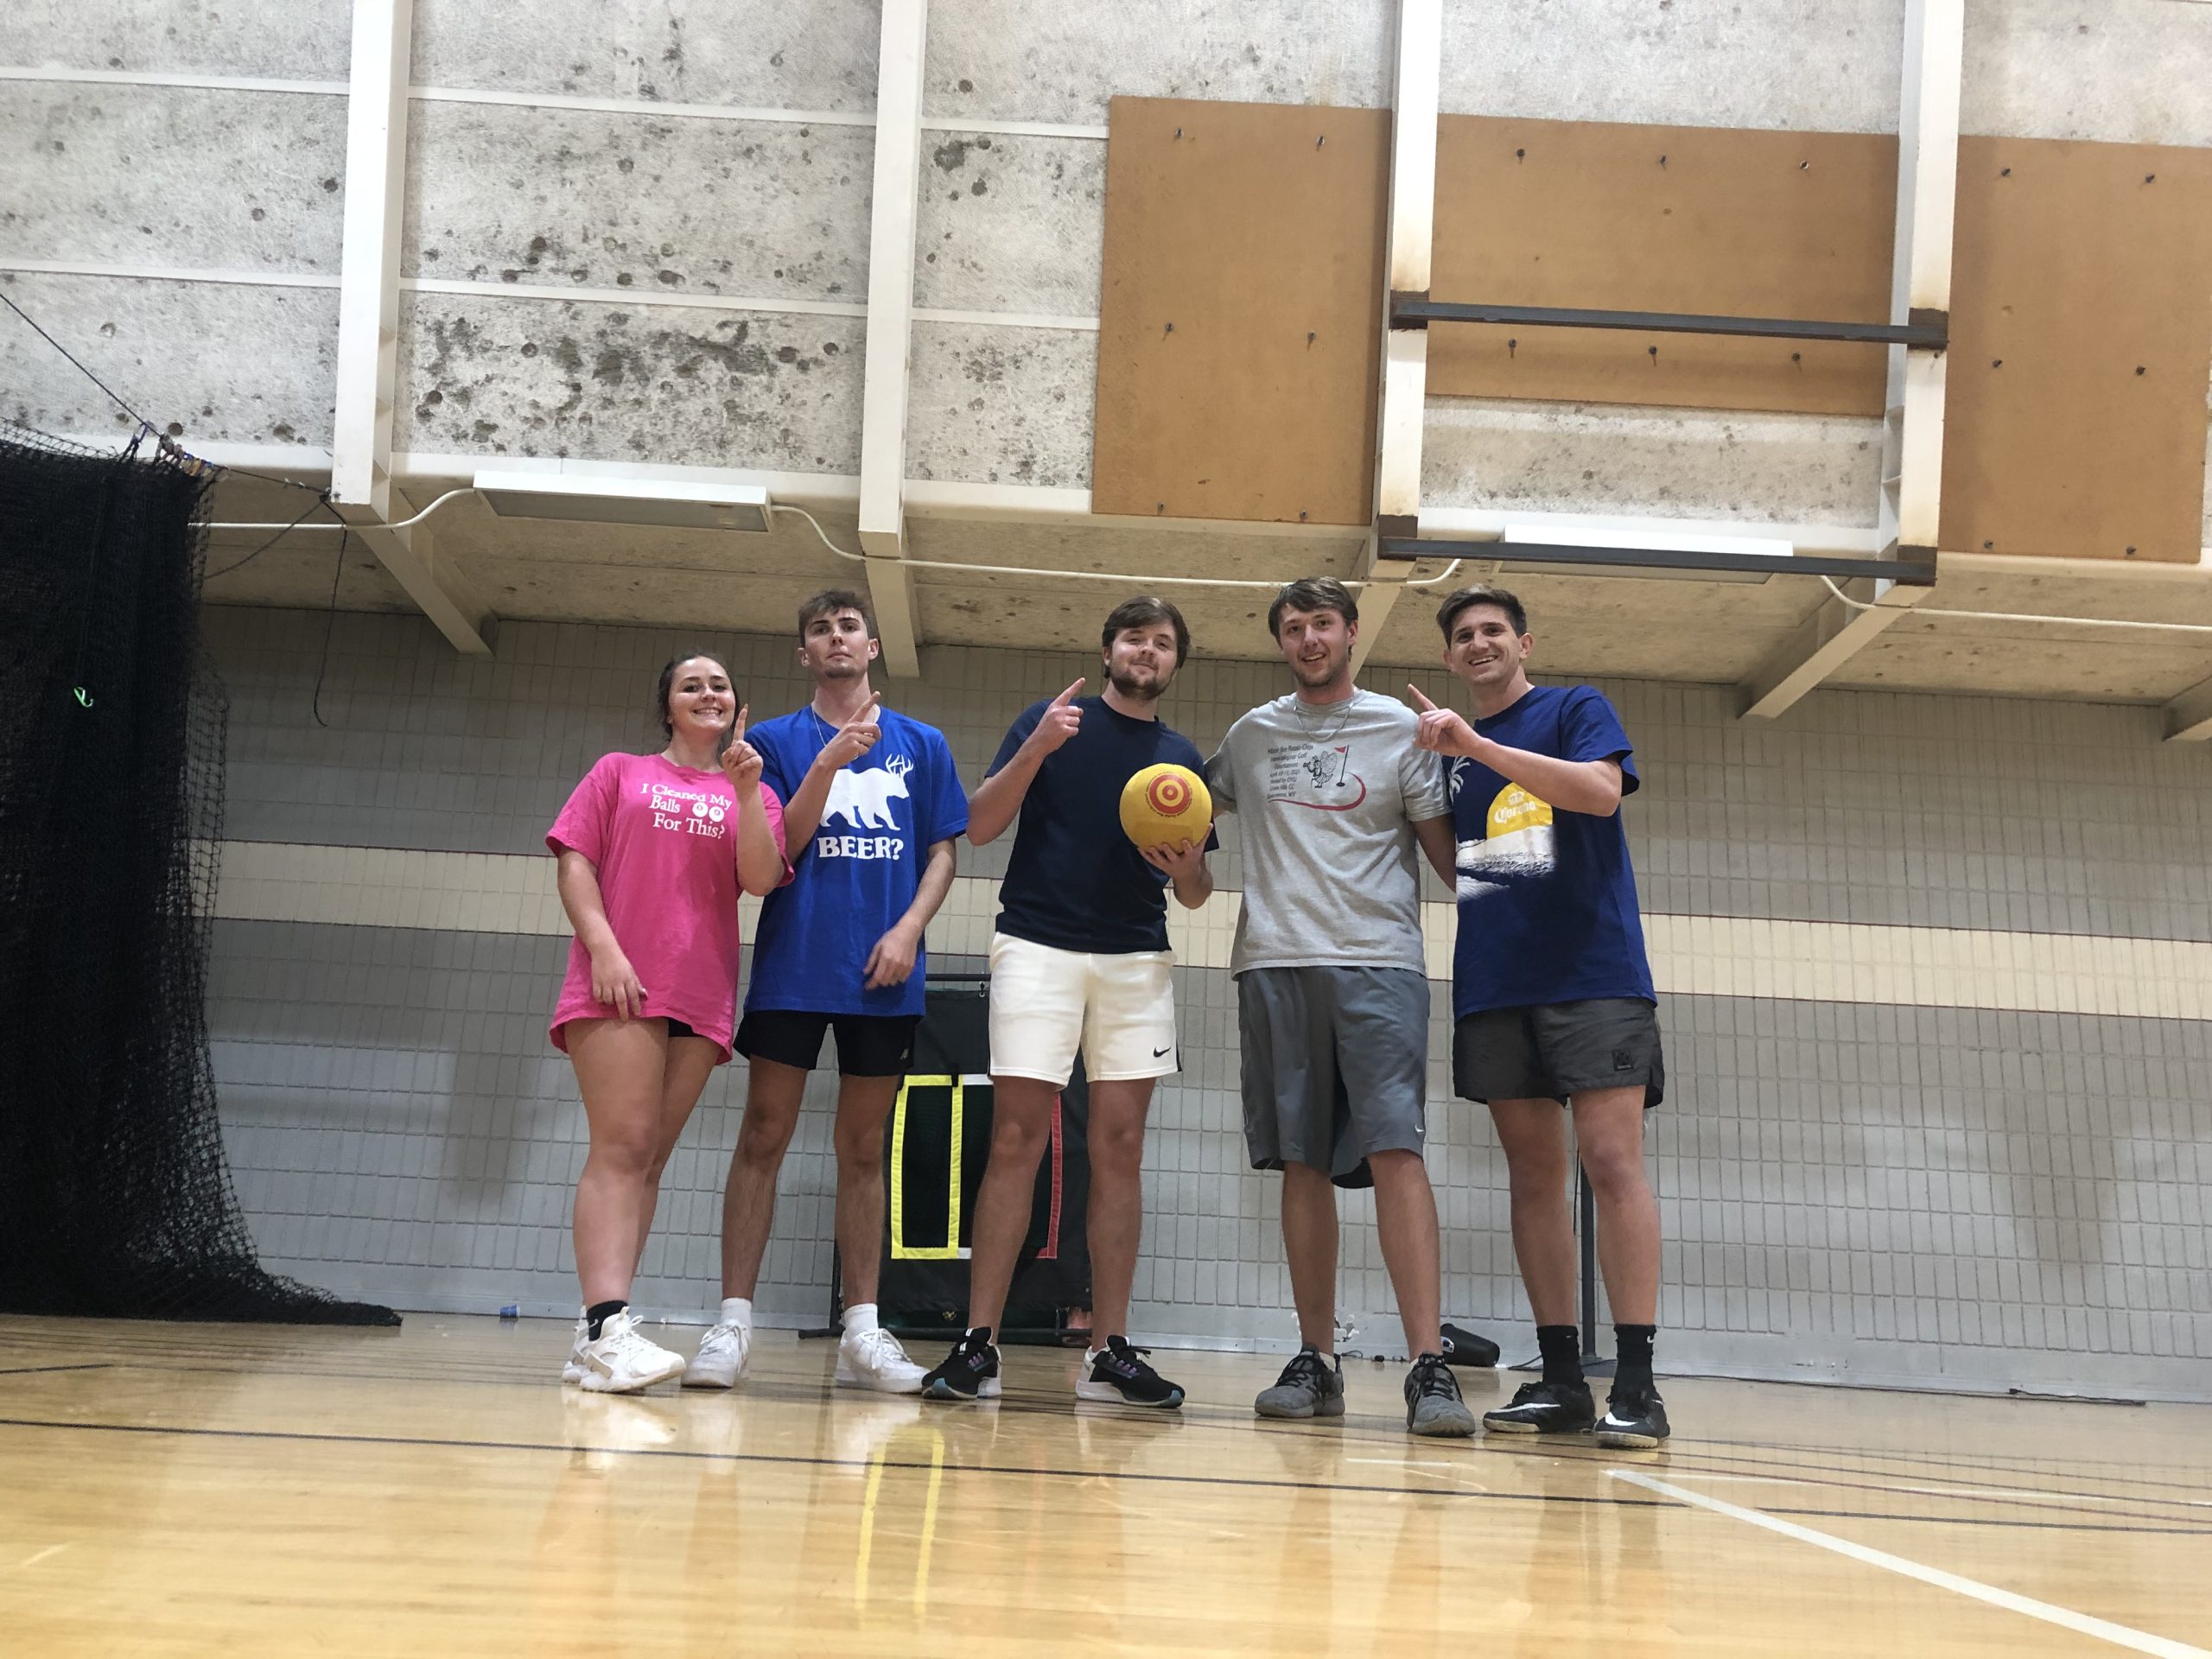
[843,1302,879,1336]
[720,1297,753,1329]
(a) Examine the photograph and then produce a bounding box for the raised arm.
[1407,686,1624,817]
[967,679,1084,846]
[721,708,789,896]
[779,695,880,851]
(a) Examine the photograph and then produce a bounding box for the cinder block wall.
[206,606,2212,1399]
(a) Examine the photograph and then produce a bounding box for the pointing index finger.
[1407,684,1439,712]
[1052,677,1086,707]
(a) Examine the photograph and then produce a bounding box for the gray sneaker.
[1255,1345,1345,1419]
[1404,1352,1478,1437]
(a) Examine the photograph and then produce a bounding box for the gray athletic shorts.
[1237,965,1431,1192]
[1452,997,1665,1109]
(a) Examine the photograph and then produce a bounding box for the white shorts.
[987,931,1179,1086]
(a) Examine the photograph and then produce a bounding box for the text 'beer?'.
[1118,763,1212,853]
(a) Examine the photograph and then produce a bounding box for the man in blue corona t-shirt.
[1408,585,1670,1448]
[918,596,1216,1412]
[693,589,968,1396]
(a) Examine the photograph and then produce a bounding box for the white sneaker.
[574,1310,686,1393]
[836,1325,928,1394]
[560,1312,588,1385]
[685,1319,751,1389]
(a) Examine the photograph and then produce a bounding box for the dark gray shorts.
[1238,966,1431,1191]
[1452,998,1664,1109]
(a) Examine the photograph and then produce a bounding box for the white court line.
[1612,1471,2211,1659]
[16,1543,68,1569]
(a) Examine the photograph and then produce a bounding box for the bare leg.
[1569,1087,1660,1326]
[718,1058,810,1299]
[567,1017,670,1306]
[1280,1160,1339,1351]
[1488,1099,1576,1326]
[829,1073,901,1306]
[631,1032,721,1275]
[1366,1147,1443,1357]
[1083,1078,1157,1340]
[963,1076,1058,1336]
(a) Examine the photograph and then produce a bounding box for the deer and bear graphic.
[821,753,912,831]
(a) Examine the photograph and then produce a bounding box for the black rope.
[310,521,350,728]
[4,288,327,496]
[202,493,334,582]
[1,289,155,432]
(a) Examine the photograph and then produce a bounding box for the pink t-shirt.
[546,752,788,1063]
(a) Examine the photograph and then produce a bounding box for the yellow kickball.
[1119,762,1212,852]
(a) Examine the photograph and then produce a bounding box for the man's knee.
[1577,1134,1649,1200]
[734,1101,801,1168]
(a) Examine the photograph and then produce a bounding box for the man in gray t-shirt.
[1206,577,1474,1439]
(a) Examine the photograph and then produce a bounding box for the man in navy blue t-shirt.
[1408,585,1670,1448]
[694,589,969,1397]
[919,596,1216,1412]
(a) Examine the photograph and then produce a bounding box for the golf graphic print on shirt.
[1263,738,1368,810]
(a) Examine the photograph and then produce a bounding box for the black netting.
[0,423,395,1324]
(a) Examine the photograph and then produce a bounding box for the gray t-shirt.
[1206,688,1449,975]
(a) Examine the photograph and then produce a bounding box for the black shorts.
[735,1008,920,1078]
[1452,998,1664,1109]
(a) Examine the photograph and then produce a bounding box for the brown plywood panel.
[1092,97,1389,526]
[1940,137,2212,564]
[1430,116,1897,416]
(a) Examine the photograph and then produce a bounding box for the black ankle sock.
[1536,1324,1583,1387]
[1614,1324,1656,1392]
[586,1300,626,1340]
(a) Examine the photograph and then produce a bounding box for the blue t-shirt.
[745,706,969,1017]
[990,696,1212,955]
[1447,683,1655,1016]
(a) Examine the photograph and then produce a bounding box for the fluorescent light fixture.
[473,467,772,531]
[1496,524,1792,584]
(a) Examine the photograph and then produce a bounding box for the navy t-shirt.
[745,706,969,1017]
[989,696,1212,954]
[1446,683,1656,1016]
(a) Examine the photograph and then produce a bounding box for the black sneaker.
[1404,1352,1478,1437]
[1596,1382,1670,1448]
[919,1327,1001,1402]
[1075,1336,1185,1409]
[1482,1377,1597,1434]
[1254,1346,1345,1419]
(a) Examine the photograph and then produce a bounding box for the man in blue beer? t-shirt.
[693,589,969,1397]
[1408,584,1670,1450]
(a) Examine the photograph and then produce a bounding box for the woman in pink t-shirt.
[547,652,789,1391]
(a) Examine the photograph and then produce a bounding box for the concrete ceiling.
[197,470,2212,709]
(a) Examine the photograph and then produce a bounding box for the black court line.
[1681,1433,2212,1499]
[6,1414,2212,1538]
[0,1363,115,1377]
[1467,1437,2212,1526]
[35,1360,2212,1529]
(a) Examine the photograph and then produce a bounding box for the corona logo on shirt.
[1452,769,1555,900]
[817,753,911,860]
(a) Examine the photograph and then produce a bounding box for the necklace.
[1290,688,1357,746]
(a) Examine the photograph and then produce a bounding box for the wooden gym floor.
[3,1315,2208,1656]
